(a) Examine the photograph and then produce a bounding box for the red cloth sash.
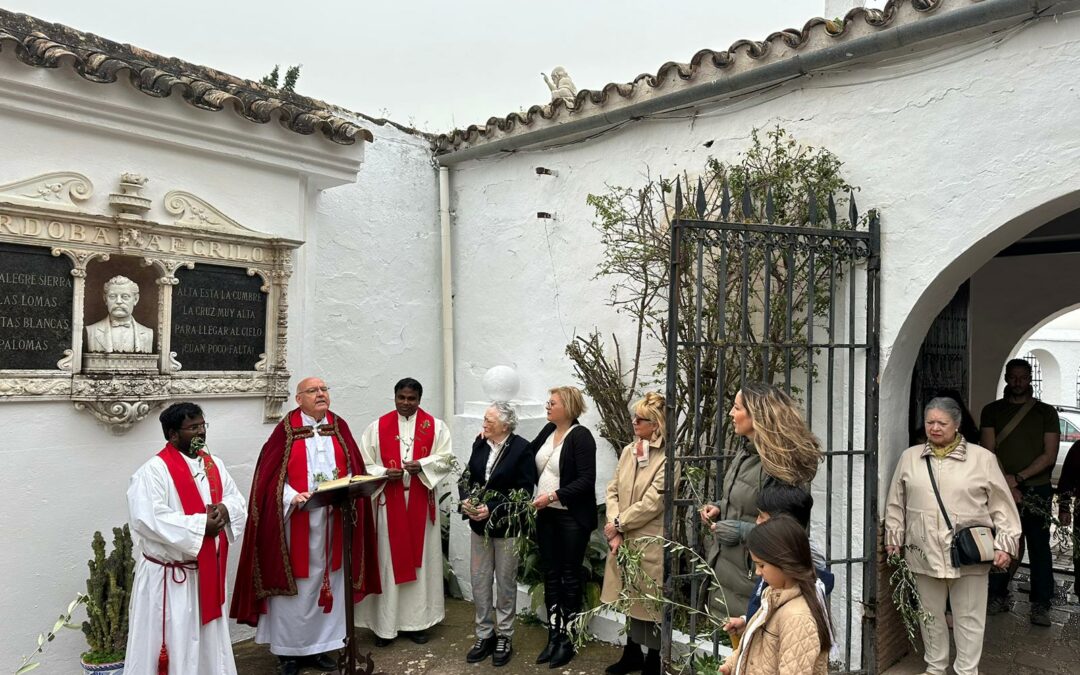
[156,444,226,625]
[378,408,436,584]
[286,409,347,577]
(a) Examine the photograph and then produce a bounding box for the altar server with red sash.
[231,377,380,675]
[356,377,454,645]
[125,402,247,675]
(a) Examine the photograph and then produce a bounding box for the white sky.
[4,0,884,132]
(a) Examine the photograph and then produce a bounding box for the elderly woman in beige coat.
[601,392,667,675]
[885,396,1021,675]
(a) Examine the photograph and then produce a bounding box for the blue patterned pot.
[80,660,123,674]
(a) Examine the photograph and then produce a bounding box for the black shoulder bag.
[924,456,997,567]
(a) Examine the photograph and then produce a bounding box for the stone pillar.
[448,366,546,601]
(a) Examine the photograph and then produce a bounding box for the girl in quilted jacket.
[720,515,831,675]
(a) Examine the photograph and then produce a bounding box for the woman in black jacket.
[461,401,537,668]
[529,385,597,669]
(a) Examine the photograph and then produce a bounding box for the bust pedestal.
[81,352,159,373]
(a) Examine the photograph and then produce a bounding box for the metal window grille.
[1023,352,1043,399]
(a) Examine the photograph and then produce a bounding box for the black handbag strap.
[924,456,954,531]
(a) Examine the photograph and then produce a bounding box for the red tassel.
[157,644,169,675]
[318,574,333,614]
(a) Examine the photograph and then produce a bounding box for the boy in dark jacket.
[722,484,835,636]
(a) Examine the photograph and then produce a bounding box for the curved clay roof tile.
[435,0,963,153]
[0,9,371,145]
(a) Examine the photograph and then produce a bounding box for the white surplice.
[255,411,348,656]
[355,412,453,639]
[125,449,247,675]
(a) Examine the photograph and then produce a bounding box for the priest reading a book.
[231,376,381,675]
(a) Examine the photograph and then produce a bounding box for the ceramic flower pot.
[80,659,124,675]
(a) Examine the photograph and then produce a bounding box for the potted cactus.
[80,525,134,674]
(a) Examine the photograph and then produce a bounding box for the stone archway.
[878,190,1080,673]
[879,188,1080,489]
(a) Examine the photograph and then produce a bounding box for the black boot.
[536,610,560,664]
[548,632,574,669]
[605,636,645,674]
[643,648,661,675]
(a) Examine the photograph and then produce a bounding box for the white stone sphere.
[482,366,520,402]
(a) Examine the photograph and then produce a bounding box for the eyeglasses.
[632,416,654,425]
[181,422,209,432]
[544,401,559,409]
[300,386,330,395]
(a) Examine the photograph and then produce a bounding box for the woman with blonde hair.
[601,392,667,675]
[528,385,597,668]
[700,382,822,615]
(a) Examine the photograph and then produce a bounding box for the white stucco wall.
[445,8,1080,506]
[0,55,441,669]
[444,9,1080,662]
[308,117,443,421]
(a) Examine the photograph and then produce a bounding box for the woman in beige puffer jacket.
[721,516,831,675]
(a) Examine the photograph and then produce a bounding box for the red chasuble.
[378,408,437,585]
[230,409,381,627]
[156,444,227,625]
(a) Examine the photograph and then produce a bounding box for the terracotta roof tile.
[0,9,372,145]
[434,0,951,153]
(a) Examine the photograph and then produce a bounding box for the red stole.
[378,408,436,584]
[286,409,348,577]
[156,444,226,625]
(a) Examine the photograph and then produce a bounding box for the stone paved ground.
[885,570,1080,675]
[234,597,622,675]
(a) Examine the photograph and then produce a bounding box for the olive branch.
[565,534,730,665]
[453,457,538,558]
[14,593,87,674]
[1019,492,1079,556]
[886,545,933,651]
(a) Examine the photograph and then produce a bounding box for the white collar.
[301,411,326,427]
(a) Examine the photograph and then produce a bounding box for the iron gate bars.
[662,177,880,674]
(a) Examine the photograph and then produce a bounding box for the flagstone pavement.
[236,571,1080,674]
[234,596,621,674]
[884,570,1080,675]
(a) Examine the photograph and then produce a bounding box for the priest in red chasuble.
[125,402,247,675]
[356,377,455,645]
[231,377,380,675]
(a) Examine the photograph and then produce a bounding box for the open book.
[314,474,381,492]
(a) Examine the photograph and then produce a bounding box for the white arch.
[879,188,1080,500]
[1010,302,1080,351]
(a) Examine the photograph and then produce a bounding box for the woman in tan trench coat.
[600,392,667,675]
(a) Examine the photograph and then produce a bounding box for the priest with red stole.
[356,377,455,645]
[125,402,247,675]
[231,377,380,675]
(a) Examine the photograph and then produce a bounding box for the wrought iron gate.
[662,177,881,673]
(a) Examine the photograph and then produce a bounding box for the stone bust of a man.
[85,276,154,353]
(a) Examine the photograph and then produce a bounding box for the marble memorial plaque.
[0,242,74,369]
[171,264,267,371]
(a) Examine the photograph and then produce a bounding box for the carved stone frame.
[0,173,301,430]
